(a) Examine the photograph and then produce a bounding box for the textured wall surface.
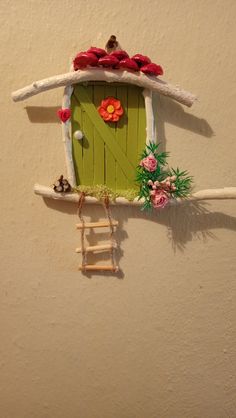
[1,1,236,417]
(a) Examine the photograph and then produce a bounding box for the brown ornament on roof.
[105,35,121,53]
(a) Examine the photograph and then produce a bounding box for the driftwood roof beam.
[11,69,197,107]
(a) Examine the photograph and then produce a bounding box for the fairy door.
[71,82,146,191]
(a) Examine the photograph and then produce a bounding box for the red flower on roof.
[98,97,124,122]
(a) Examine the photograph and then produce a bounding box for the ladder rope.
[103,195,117,270]
[77,192,87,269]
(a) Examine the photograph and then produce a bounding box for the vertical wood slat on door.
[104,84,117,190]
[127,86,139,171]
[137,92,146,162]
[71,94,83,185]
[116,85,128,190]
[93,85,105,185]
[82,86,94,186]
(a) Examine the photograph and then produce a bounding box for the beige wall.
[1,1,236,417]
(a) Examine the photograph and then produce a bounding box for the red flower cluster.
[73,47,163,77]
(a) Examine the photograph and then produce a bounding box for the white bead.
[74,130,83,140]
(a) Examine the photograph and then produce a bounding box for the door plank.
[104,85,116,189]
[137,91,146,163]
[127,86,139,170]
[71,93,83,185]
[81,86,94,186]
[116,85,128,190]
[93,85,105,185]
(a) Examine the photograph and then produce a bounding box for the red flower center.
[107,105,115,114]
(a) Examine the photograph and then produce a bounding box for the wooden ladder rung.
[75,243,117,253]
[79,264,119,272]
[76,220,118,229]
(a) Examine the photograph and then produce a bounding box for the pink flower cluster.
[139,153,157,172]
[147,176,177,192]
[147,176,177,209]
[150,189,169,209]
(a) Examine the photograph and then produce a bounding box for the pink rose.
[57,108,71,123]
[150,189,169,209]
[140,154,157,172]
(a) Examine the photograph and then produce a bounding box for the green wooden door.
[71,82,146,191]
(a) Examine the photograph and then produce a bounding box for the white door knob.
[74,130,83,140]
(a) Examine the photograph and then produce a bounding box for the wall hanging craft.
[12,35,236,273]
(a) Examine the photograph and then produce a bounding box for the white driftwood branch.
[190,187,236,200]
[143,89,156,144]
[61,85,76,186]
[33,184,236,206]
[12,68,196,107]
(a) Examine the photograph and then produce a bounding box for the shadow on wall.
[25,99,214,142]
[25,106,61,124]
[44,197,236,278]
[152,94,214,152]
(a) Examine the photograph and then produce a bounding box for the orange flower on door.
[98,97,124,122]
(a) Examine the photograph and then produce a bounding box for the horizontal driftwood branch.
[34,184,236,206]
[11,68,196,107]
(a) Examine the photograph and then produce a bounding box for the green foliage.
[73,184,138,202]
[168,167,193,198]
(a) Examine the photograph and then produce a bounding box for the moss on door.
[71,82,146,191]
